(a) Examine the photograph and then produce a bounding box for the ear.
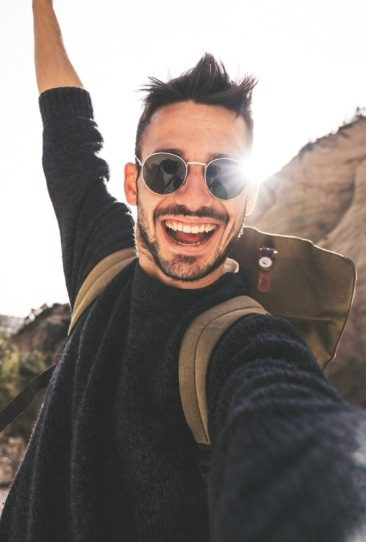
[124,162,138,205]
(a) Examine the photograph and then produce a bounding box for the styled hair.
[135,53,257,160]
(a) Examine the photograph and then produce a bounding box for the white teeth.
[165,220,217,234]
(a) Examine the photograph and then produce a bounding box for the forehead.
[141,101,250,161]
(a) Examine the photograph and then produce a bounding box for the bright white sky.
[1,0,365,316]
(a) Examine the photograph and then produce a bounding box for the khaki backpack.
[0,226,356,447]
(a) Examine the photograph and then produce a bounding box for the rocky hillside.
[246,111,366,406]
[12,303,70,368]
[0,304,71,492]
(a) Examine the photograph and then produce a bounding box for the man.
[1,1,366,541]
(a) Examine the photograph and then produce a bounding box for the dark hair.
[135,53,257,160]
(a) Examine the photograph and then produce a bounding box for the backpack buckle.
[257,246,278,292]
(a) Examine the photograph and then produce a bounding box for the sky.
[1,0,365,317]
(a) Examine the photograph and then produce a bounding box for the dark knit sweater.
[1,88,366,542]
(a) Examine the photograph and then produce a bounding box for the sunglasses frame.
[135,152,248,201]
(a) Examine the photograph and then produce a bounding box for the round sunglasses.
[135,152,248,201]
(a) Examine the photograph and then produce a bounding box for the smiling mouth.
[162,220,218,246]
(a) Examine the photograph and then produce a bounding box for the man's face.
[124,101,256,289]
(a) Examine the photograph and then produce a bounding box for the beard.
[135,198,246,283]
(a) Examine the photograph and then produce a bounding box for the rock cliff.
[246,111,366,406]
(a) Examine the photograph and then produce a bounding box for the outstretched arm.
[33,1,135,308]
[33,0,83,93]
[207,315,366,542]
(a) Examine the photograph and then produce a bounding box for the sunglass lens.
[143,153,186,195]
[206,159,247,200]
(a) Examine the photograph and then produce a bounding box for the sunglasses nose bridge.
[165,159,210,202]
[181,161,211,194]
[184,160,207,182]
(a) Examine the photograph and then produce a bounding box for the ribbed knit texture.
[1,88,366,542]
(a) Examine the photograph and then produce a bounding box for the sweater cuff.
[39,87,94,123]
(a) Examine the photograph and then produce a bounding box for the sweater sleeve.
[207,314,366,542]
[39,87,135,308]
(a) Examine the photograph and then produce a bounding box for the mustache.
[154,205,228,224]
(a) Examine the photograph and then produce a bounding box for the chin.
[157,249,226,283]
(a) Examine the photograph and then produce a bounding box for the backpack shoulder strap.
[0,366,55,432]
[178,295,268,446]
[68,248,137,335]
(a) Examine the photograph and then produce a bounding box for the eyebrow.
[152,148,233,161]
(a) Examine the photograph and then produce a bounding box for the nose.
[175,162,213,205]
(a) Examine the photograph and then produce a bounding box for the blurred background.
[1,0,365,509]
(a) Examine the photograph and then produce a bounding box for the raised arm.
[33,0,135,309]
[33,0,83,93]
